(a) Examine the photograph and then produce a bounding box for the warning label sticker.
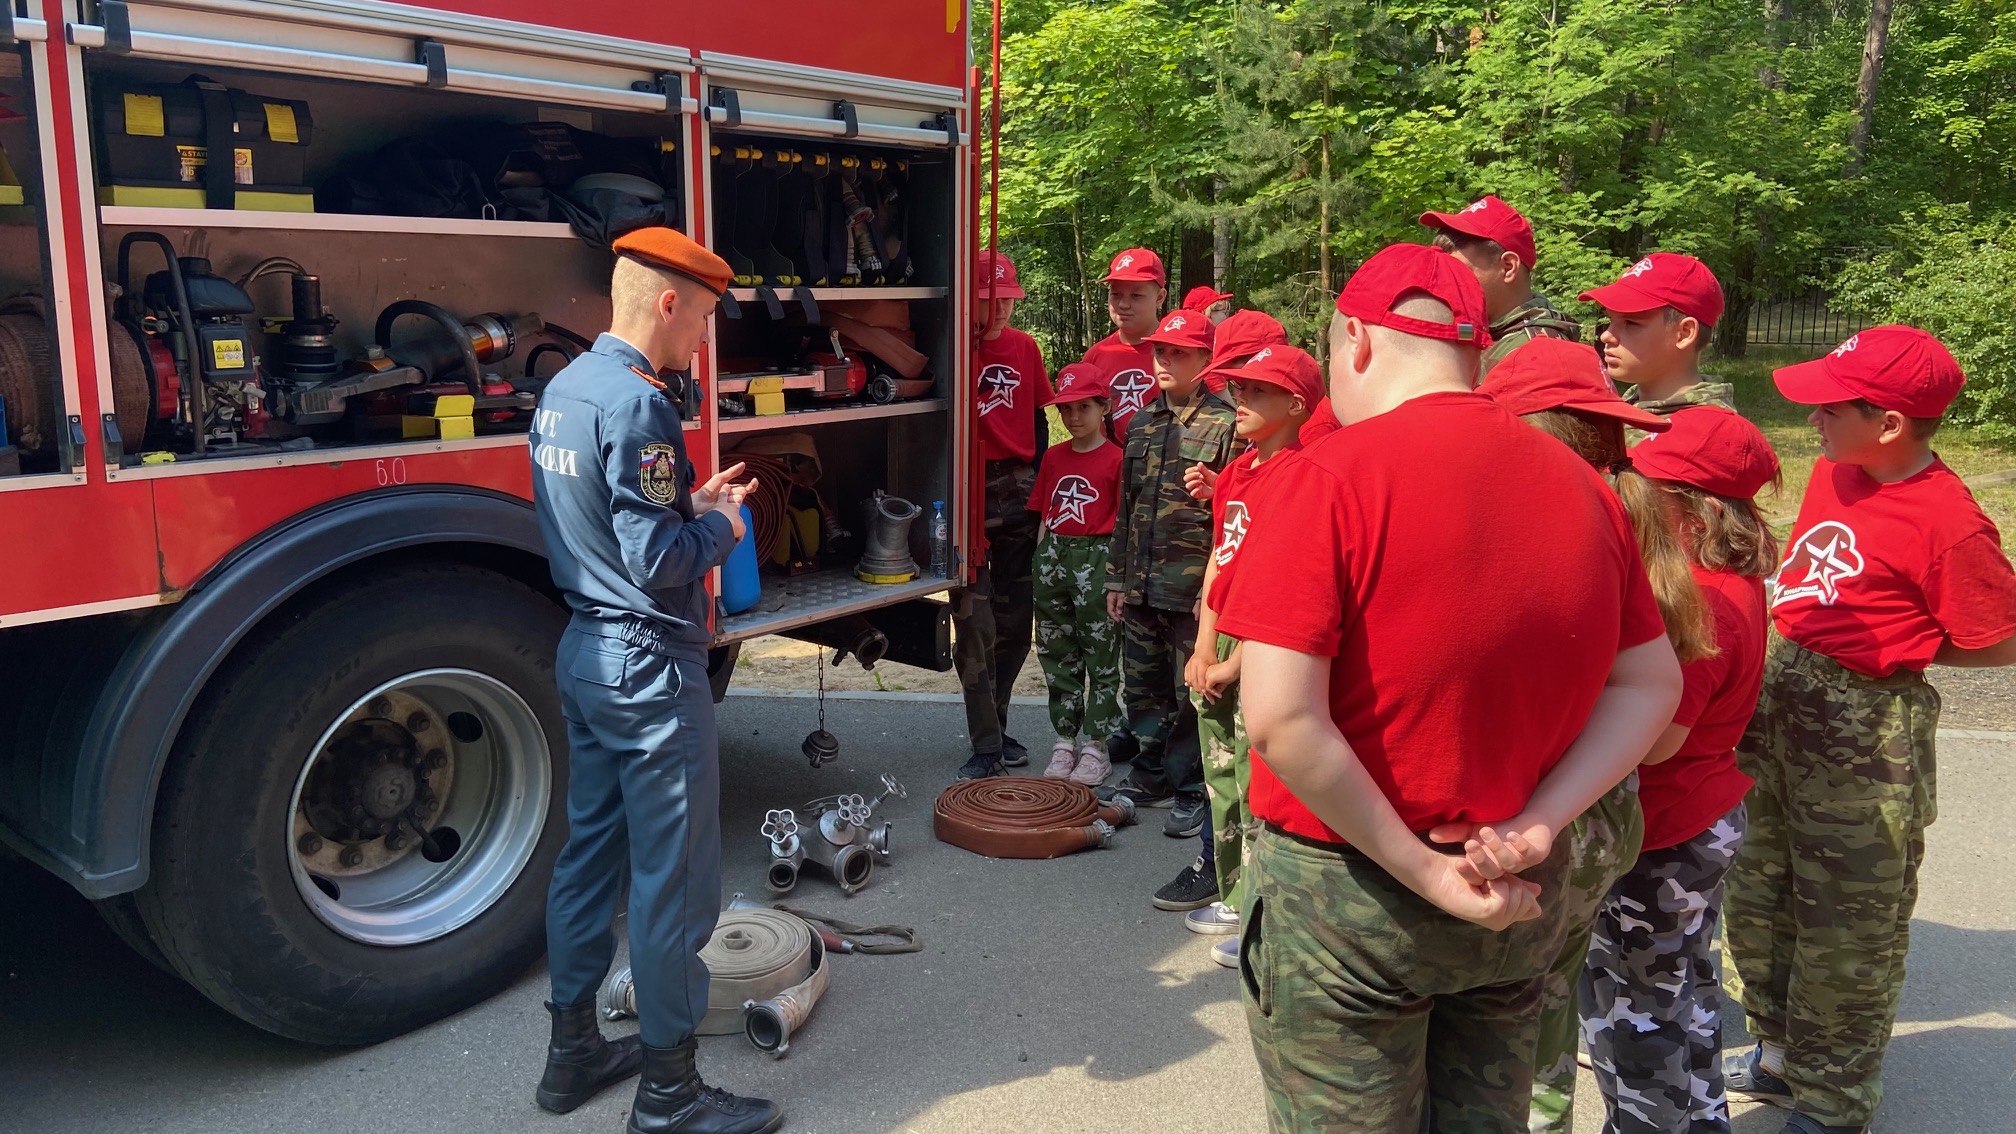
[211,338,246,370]
[176,146,256,185]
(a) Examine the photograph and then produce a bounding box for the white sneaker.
[1069,739,1111,786]
[1043,738,1079,778]
[1211,937,1239,969]
[1185,901,1240,935]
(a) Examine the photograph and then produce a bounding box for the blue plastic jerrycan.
[720,503,761,615]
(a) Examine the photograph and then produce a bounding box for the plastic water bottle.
[928,500,950,577]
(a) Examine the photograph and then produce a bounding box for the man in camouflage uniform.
[1103,310,1237,842]
[1420,195,1580,374]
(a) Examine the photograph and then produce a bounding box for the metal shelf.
[726,286,947,302]
[99,207,579,240]
[717,567,952,645]
[716,397,944,433]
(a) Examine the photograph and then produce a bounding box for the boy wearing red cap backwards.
[1177,345,1324,966]
[1723,326,2016,1134]
[1420,195,1580,373]
[1027,364,1125,785]
[1081,247,1168,439]
[1582,251,1738,423]
[954,250,1054,780]
[1582,407,1782,1134]
[1105,309,1238,861]
[1215,243,1681,1131]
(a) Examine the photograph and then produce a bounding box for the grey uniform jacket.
[530,333,736,661]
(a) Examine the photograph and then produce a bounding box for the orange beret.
[611,227,735,297]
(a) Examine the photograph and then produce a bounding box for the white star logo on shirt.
[1771,520,1867,608]
[1110,369,1155,416]
[1214,501,1250,566]
[979,363,1019,415]
[1051,475,1101,526]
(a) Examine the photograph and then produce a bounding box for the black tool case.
[94,75,314,207]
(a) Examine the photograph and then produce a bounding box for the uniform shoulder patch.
[639,443,679,505]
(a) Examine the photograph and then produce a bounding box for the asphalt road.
[1,697,2010,1134]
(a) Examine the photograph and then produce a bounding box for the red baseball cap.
[1579,252,1725,327]
[977,249,1025,299]
[1336,243,1494,349]
[1773,325,1965,418]
[1047,363,1111,406]
[1142,308,1215,352]
[1221,345,1326,412]
[1102,247,1167,285]
[1419,195,1538,270]
[1481,336,1672,432]
[1630,406,1779,500]
[1182,285,1234,312]
[1211,310,1288,366]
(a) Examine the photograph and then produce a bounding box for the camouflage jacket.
[1481,293,1582,374]
[1105,386,1238,612]
[1624,379,1739,444]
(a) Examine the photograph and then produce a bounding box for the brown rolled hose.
[933,778,1135,859]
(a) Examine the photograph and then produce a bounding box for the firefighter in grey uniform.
[528,226,782,1134]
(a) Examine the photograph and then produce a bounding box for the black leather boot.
[626,1039,783,1134]
[535,1000,643,1114]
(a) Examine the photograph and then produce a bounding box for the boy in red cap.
[1105,309,1238,865]
[954,250,1054,780]
[1080,247,1168,438]
[1582,406,1782,1134]
[1026,364,1125,785]
[1723,326,2016,1134]
[1581,252,1737,425]
[1181,284,1236,324]
[1216,243,1682,1131]
[1420,195,1580,373]
[1176,345,1325,966]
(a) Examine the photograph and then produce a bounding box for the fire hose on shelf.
[932,778,1136,859]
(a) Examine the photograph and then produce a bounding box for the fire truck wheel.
[93,894,175,974]
[133,562,568,1045]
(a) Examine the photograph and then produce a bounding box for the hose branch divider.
[932,778,1135,859]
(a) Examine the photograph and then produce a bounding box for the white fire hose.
[598,906,829,1058]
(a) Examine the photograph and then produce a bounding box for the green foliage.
[1835,209,2016,441]
[982,0,2016,433]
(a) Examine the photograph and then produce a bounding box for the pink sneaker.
[1070,739,1111,787]
[1043,739,1080,778]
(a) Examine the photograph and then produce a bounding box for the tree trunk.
[1846,0,1895,175]
[1761,0,1790,88]
[1316,78,1333,363]
[1070,203,1090,356]
[1213,178,1230,294]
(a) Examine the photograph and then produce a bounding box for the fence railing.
[1745,289,1869,348]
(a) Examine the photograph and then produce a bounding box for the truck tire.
[134,562,568,1045]
[94,894,174,974]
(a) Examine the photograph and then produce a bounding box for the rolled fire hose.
[933,778,1136,859]
[597,908,820,1038]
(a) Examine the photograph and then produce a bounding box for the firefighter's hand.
[1416,857,1543,932]
[1106,591,1126,623]
[693,462,750,512]
[1428,817,1555,886]
[1184,462,1219,500]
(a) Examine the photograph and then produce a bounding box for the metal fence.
[1744,289,1869,348]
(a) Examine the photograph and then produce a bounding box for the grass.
[1711,347,2016,535]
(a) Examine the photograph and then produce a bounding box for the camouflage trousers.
[1529,776,1645,1133]
[951,460,1038,757]
[1117,602,1204,798]
[1242,826,1573,1134]
[1580,803,1747,1134]
[1724,636,1940,1128]
[1031,534,1124,741]
[1192,633,1251,907]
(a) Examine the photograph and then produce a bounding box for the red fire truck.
[0,0,977,1044]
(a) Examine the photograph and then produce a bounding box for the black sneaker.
[1106,730,1139,764]
[1096,780,1174,808]
[957,752,1006,781]
[1000,735,1030,768]
[1725,1045,1794,1109]
[1152,856,1220,911]
[1164,793,1206,839]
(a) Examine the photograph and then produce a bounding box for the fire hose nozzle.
[1093,818,1116,849]
[863,820,893,858]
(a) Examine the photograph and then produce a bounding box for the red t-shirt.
[1205,446,1300,613]
[1081,334,1157,439]
[1215,392,1666,840]
[1772,457,2016,676]
[1640,567,1762,851]
[977,328,1052,463]
[1028,439,1123,537]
